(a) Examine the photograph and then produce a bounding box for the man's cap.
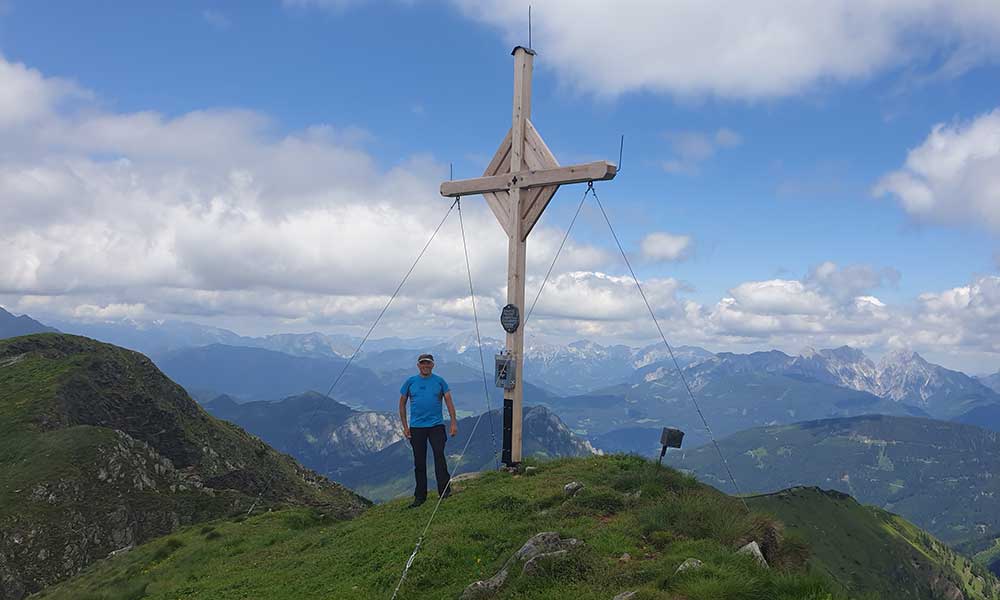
[417,353,435,364]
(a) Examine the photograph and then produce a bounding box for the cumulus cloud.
[0,53,617,339]
[662,128,742,175]
[3,53,1000,369]
[875,108,1000,232]
[641,232,692,263]
[806,261,900,303]
[452,1,1000,99]
[910,276,1000,353]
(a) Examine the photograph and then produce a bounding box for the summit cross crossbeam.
[440,46,617,466]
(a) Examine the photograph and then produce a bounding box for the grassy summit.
[0,334,367,599]
[37,455,858,599]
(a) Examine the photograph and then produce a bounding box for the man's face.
[418,361,434,376]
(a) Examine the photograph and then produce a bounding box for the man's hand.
[403,426,411,440]
[449,421,458,437]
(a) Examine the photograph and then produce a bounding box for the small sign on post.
[500,304,520,334]
[658,426,685,466]
[495,353,516,390]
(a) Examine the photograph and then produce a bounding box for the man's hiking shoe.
[407,498,426,509]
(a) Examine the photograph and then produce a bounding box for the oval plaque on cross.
[500,304,520,333]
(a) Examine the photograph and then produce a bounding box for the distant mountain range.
[202,392,402,478]
[9,313,1000,459]
[155,344,397,408]
[200,388,597,502]
[980,371,1000,394]
[671,414,1000,546]
[335,405,598,501]
[645,346,999,420]
[0,306,58,338]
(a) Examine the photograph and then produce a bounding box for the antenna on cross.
[528,5,532,49]
[439,45,617,468]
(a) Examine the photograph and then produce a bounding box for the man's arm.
[398,394,410,439]
[444,391,458,437]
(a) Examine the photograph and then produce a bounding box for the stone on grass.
[522,549,569,576]
[461,567,509,600]
[463,532,584,598]
[524,466,538,476]
[675,558,703,573]
[564,481,584,496]
[737,541,769,569]
[612,592,637,600]
[618,552,631,563]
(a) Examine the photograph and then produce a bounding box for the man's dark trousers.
[409,424,450,501]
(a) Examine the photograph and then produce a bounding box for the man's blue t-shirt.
[400,374,450,428]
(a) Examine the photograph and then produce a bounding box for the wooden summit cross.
[440,46,617,466]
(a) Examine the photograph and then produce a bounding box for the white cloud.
[3,53,1000,370]
[0,54,621,340]
[641,232,692,263]
[875,108,1000,232]
[662,128,742,175]
[0,54,84,127]
[453,1,1000,99]
[806,261,900,303]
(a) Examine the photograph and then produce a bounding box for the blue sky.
[1,1,999,371]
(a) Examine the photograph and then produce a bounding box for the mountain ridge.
[0,334,368,599]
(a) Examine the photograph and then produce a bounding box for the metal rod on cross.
[440,46,617,466]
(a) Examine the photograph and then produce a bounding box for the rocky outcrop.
[0,334,369,600]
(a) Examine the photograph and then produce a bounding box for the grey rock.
[564,481,584,496]
[522,549,569,576]
[676,557,704,573]
[462,532,584,598]
[524,466,538,476]
[612,592,637,600]
[737,541,769,569]
[461,566,509,599]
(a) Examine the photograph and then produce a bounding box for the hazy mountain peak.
[880,348,927,367]
[0,306,58,339]
[820,345,869,363]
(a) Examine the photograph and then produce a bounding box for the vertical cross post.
[439,46,616,468]
[503,46,533,466]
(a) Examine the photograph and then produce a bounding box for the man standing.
[399,353,458,508]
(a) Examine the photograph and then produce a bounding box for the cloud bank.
[453,0,1000,99]
[1,52,999,371]
[875,108,1000,233]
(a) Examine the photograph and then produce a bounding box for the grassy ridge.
[36,456,838,600]
[750,487,1000,600]
[1,334,368,599]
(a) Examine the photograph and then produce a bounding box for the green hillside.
[0,334,368,599]
[671,414,1000,544]
[749,487,999,600]
[31,455,994,600]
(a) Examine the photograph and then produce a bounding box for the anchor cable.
[249,198,460,516]
[524,183,591,324]
[457,198,501,470]
[320,198,461,403]
[390,201,501,599]
[588,183,750,513]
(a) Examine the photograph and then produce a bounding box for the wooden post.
[438,46,616,467]
[505,46,533,466]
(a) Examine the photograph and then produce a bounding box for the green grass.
[2,334,369,599]
[34,455,842,600]
[749,487,1000,600]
